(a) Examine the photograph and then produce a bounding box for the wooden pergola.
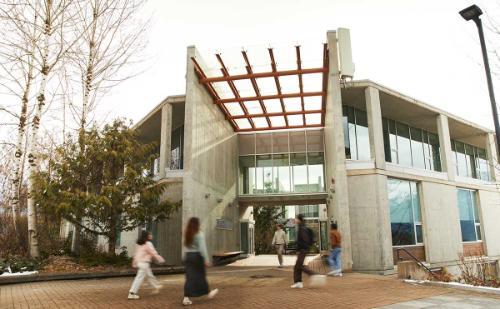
[191,44,329,132]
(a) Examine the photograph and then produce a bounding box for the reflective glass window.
[256,133,272,154]
[273,153,291,193]
[256,155,273,193]
[273,132,289,153]
[291,153,308,193]
[239,134,255,155]
[396,123,412,167]
[457,189,481,242]
[307,152,325,192]
[355,109,370,160]
[239,156,255,194]
[410,127,425,169]
[290,131,306,152]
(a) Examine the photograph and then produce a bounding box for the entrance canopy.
[191,43,329,132]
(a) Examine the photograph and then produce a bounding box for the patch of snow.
[404,279,500,294]
[0,271,38,277]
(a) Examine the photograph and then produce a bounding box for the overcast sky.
[100,0,500,130]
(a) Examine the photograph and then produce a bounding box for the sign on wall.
[216,218,233,230]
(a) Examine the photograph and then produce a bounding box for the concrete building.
[123,30,500,273]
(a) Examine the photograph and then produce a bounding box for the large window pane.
[455,142,469,177]
[307,152,325,192]
[428,133,441,172]
[389,120,398,163]
[343,107,351,159]
[388,179,416,246]
[465,144,476,178]
[347,107,358,159]
[410,128,425,169]
[291,153,308,192]
[170,125,184,170]
[396,123,412,167]
[290,131,306,152]
[256,133,272,154]
[477,149,490,181]
[239,134,255,155]
[383,118,392,162]
[256,155,273,193]
[273,153,290,193]
[273,132,289,153]
[355,109,370,160]
[457,189,476,242]
[306,130,324,152]
[239,156,255,194]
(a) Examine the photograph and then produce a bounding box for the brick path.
[1,267,499,308]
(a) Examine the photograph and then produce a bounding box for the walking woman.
[128,230,164,300]
[183,217,218,306]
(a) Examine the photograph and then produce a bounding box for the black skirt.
[184,252,209,297]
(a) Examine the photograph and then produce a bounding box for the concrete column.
[324,30,352,270]
[436,114,455,181]
[485,133,500,182]
[365,86,386,169]
[159,103,172,178]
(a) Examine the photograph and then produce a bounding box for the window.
[457,189,481,242]
[170,125,184,170]
[342,106,371,160]
[296,205,319,218]
[383,118,441,172]
[387,179,423,246]
[238,130,325,195]
[451,140,490,181]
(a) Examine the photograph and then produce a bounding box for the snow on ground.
[0,271,38,277]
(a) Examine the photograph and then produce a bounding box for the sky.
[72,0,500,130]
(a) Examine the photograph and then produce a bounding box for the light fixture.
[459,4,482,21]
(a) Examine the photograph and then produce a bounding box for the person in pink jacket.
[127,230,165,300]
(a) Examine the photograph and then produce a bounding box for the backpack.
[305,227,315,248]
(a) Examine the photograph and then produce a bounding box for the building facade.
[123,30,500,273]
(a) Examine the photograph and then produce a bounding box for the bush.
[0,256,40,273]
[0,214,29,258]
[458,253,500,288]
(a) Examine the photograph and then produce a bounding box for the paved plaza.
[1,266,500,308]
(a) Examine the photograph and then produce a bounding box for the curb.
[404,279,500,295]
[0,266,185,286]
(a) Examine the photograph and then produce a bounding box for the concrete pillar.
[159,103,172,178]
[436,114,455,181]
[485,133,500,182]
[365,86,386,169]
[324,30,352,270]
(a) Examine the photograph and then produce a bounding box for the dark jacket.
[296,224,310,251]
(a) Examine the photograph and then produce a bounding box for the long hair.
[184,217,200,247]
[137,230,150,245]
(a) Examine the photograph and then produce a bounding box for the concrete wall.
[182,46,239,260]
[324,30,353,270]
[348,174,393,273]
[478,189,500,258]
[156,181,184,265]
[420,181,463,265]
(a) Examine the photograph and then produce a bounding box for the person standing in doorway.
[128,230,164,300]
[328,222,342,276]
[272,224,287,268]
[291,214,325,288]
[182,217,219,306]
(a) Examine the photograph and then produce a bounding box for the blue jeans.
[328,247,342,272]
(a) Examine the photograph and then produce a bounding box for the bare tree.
[0,0,41,231]
[65,0,148,254]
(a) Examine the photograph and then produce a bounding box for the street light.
[460,4,500,160]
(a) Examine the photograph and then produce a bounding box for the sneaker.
[290,282,303,289]
[151,284,163,295]
[128,293,140,300]
[310,275,326,287]
[278,265,283,268]
[182,297,192,306]
[334,272,343,277]
[208,288,219,299]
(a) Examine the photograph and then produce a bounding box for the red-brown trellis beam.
[215,54,255,129]
[321,43,329,126]
[229,109,324,119]
[296,45,306,125]
[215,91,324,104]
[199,67,327,83]
[237,123,324,132]
[268,48,288,126]
[191,57,238,130]
[241,50,271,127]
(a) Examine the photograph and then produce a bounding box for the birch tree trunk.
[26,5,53,259]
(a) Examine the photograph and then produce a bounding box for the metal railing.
[396,247,440,280]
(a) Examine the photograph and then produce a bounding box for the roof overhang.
[191,44,329,132]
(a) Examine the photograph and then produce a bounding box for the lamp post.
[460,4,500,160]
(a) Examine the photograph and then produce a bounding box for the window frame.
[457,188,482,243]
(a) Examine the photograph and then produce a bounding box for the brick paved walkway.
[1,267,499,308]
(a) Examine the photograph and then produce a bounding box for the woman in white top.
[182,217,218,306]
[272,224,287,268]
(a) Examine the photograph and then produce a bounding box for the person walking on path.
[128,230,164,300]
[327,222,343,277]
[272,224,287,268]
[291,214,325,289]
[182,217,219,306]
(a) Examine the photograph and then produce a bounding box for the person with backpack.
[327,222,343,277]
[128,230,164,300]
[291,214,325,289]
